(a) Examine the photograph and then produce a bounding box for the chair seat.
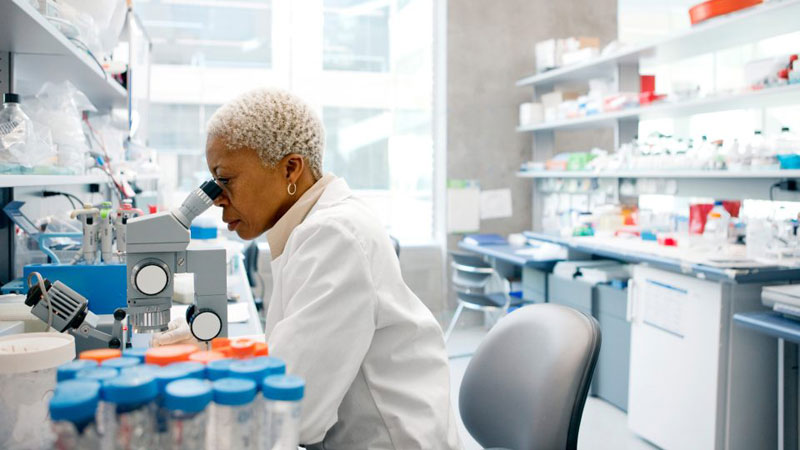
[457,292,507,308]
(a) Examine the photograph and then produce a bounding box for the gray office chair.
[459,303,601,450]
[445,252,512,342]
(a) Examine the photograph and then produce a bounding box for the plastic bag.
[0,97,56,172]
[25,81,97,174]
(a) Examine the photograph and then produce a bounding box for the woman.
[157,88,461,449]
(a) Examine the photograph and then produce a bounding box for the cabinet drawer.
[548,274,593,314]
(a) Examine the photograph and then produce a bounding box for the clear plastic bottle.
[0,92,32,167]
[229,357,286,449]
[261,375,305,450]
[57,359,98,382]
[155,365,192,448]
[703,201,731,247]
[103,373,159,450]
[50,379,102,450]
[164,378,213,450]
[75,365,119,447]
[212,377,258,450]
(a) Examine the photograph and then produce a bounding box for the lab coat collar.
[267,173,336,260]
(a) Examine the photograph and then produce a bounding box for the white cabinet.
[627,266,776,450]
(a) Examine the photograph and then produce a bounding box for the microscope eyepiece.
[200,180,223,201]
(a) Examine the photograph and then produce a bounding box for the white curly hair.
[206,87,325,180]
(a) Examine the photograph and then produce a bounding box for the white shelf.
[517,170,800,179]
[517,83,800,132]
[0,172,160,188]
[517,0,800,88]
[0,0,127,109]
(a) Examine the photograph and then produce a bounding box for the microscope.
[22,180,228,348]
[125,180,228,341]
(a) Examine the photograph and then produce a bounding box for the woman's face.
[206,136,288,240]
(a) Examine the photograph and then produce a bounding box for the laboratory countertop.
[226,259,264,337]
[733,311,800,344]
[460,232,800,283]
[457,241,560,271]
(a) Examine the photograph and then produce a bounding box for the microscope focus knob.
[186,305,222,341]
[133,262,169,296]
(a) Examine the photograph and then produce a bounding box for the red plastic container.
[689,0,761,25]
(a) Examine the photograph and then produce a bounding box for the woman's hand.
[150,317,203,348]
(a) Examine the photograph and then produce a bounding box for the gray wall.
[445,0,618,320]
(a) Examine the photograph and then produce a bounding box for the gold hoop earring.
[287,183,297,196]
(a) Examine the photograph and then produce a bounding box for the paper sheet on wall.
[447,180,480,233]
[479,188,513,220]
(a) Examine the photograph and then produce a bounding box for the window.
[140,0,436,243]
[136,0,273,67]
[323,0,390,72]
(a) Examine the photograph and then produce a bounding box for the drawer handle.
[626,279,635,322]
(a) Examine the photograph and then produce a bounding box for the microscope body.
[125,182,227,341]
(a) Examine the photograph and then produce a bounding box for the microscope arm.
[183,247,228,341]
[68,308,127,349]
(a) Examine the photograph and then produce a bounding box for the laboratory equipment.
[230,357,287,448]
[123,347,148,363]
[169,361,206,379]
[145,344,198,366]
[57,359,98,381]
[102,356,141,370]
[627,266,775,449]
[50,379,102,450]
[762,284,800,318]
[99,201,115,263]
[207,358,236,381]
[212,377,258,450]
[71,204,101,264]
[703,201,731,246]
[0,332,75,450]
[103,373,159,450]
[80,348,122,363]
[165,378,213,449]
[0,92,32,167]
[23,263,127,315]
[188,350,227,364]
[262,374,305,450]
[154,365,192,447]
[125,180,228,340]
[115,199,143,255]
[25,272,127,348]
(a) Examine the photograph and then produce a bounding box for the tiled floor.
[446,326,657,450]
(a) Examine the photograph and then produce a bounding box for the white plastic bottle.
[703,201,731,247]
[212,377,258,450]
[103,373,159,450]
[261,374,305,450]
[164,378,213,450]
[49,379,102,449]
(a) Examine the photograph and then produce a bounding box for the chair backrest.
[459,303,601,450]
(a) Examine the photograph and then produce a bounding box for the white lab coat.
[265,178,462,450]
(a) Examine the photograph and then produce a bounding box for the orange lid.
[211,337,230,350]
[79,348,122,363]
[254,342,268,356]
[145,344,199,366]
[188,350,226,364]
[229,338,256,359]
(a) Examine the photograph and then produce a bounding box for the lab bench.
[523,231,800,284]
[734,311,800,450]
[459,236,786,449]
